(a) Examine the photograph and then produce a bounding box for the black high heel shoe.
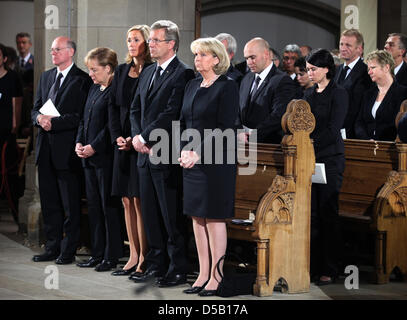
[111,264,137,276]
[183,280,209,294]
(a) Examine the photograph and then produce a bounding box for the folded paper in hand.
[312,163,327,184]
[39,99,60,117]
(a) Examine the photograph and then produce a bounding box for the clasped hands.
[75,143,95,158]
[178,150,199,169]
[132,135,152,154]
[37,114,55,131]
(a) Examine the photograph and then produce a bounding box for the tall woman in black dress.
[75,47,122,271]
[354,50,407,141]
[109,25,152,276]
[304,49,349,285]
[179,38,239,296]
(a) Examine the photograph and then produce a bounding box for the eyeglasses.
[147,38,171,44]
[50,47,69,53]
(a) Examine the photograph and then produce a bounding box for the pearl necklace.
[201,75,220,88]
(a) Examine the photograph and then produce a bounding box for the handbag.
[215,254,257,297]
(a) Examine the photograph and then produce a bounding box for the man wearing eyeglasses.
[130,20,195,287]
[31,36,91,265]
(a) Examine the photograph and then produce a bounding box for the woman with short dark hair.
[304,48,349,285]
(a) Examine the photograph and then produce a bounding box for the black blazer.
[396,61,407,87]
[303,80,349,160]
[226,65,243,87]
[32,64,92,170]
[397,112,407,142]
[76,84,112,168]
[354,81,407,141]
[130,56,195,168]
[238,64,301,143]
[108,62,152,144]
[334,59,372,138]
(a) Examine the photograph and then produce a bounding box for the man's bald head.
[244,37,272,74]
[51,36,76,70]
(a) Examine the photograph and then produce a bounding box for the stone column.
[23,0,196,244]
[341,0,378,56]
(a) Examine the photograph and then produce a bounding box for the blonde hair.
[125,24,152,64]
[366,50,396,77]
[84,47,118,74]
[190,37,230,75]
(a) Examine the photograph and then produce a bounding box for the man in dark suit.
[334,29,372,139]
[238,37,299,144]
[385,33,407,87]
[16,32,34,73]
[31,36,91,264]
[215,33,243,86]
[130,20,195,287]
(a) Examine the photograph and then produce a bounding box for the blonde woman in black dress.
[109,25,152,276]
[179,38,239,296]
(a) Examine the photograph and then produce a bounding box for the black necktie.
[48,72,63,103]
[338,65,350,84]
[148,66,162,94]
[20,59,25,68]
[250,75,261,102]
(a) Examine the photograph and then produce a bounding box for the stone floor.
[1,205,407,302]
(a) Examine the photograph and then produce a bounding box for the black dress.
[303,80,349,278]
[180,75,239,219]
[110,63,145,197]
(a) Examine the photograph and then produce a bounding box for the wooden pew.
[340,101,407,284]
[228,99,315,296]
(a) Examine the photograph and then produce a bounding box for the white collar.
[21,53,32,63]
[256,62,274,82]
[157,54,176,72]
[344,56,361,70]
[395,61,404,75]
[57,62,74,80]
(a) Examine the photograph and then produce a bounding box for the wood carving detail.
[385,187,407,218]
[287,101,315,133]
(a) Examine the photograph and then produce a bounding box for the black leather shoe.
[76,257,102,268]
[95,260,117,272]
[198,289,218,297]
[112,265,136,276]
[183,280,209,294]
[132,268,162,282]
[32,252,59,262]
[157,273,187,287]
[55,256,75,265]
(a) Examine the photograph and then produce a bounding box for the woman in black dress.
[179,38,239,296]
[304,49,349,285]
[354,50,407,141]
[109,25,152,276]
[75,47,122,271]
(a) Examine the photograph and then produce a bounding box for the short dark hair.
[294,56,307,72]
[0,43,8,59]
[16,32,32,42]
[306,48,336,80]
[388,33,407,57]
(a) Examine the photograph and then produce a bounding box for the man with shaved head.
[238,37,299,143]
[31,36,91,264]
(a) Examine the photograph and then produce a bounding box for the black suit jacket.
[397,112,407,142]
[226,65,243,87]
[238,64,300,143]
[396,61,407,87]
[334,59,372,138]
[76,84,112,168]
[32,64,92,170]
[130,56,195,168]
[354,81,407,141]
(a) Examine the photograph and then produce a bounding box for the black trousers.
[37,141,81,258]
[83,165,123,261]
[310,155,345,278]
[138,163,187,276]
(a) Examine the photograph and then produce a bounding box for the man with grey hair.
[215,32,243,85]
[384,33,407,86]
[282,44,302,81]
[130,20,195,286]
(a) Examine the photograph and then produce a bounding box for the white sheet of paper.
[341,128,347,140]
[39,99,60,117]
[312,163,327,184]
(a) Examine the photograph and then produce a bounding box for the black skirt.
[111,147,140,198]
